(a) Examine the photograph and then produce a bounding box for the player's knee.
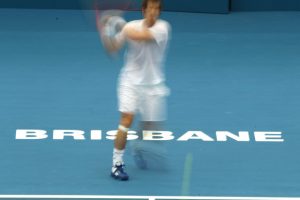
[118,124,129,133]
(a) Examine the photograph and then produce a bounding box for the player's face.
[143,1,160,26]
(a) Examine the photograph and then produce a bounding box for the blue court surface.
[0,8,300,200]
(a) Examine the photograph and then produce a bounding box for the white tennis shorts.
[118,83,170,121]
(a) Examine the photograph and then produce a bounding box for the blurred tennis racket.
[94,1,132,57]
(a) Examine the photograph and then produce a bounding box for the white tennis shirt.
[118,19,170,86]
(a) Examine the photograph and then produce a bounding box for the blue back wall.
[0,0,229,13]
[231,0,300,11]
[2,0,299,13]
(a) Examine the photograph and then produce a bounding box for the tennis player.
[102,0,171,181]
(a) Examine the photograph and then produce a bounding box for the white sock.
[112,148,125,166]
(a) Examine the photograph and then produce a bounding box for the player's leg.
[132,84,170,170]
[132,120,164,169]
[111,112,134,181]
[115,113,134,150]
[111,84,138,180]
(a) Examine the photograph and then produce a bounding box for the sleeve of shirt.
[149,21,170,46]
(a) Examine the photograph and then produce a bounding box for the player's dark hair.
[142,0,163,10]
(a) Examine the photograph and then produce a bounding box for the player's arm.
[101,33,124,53]
[102,35,123,53]
[99,16,126,53]
[123,26,154,41]
[102,25,153,52]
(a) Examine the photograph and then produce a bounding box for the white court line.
[0,195,299,200]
